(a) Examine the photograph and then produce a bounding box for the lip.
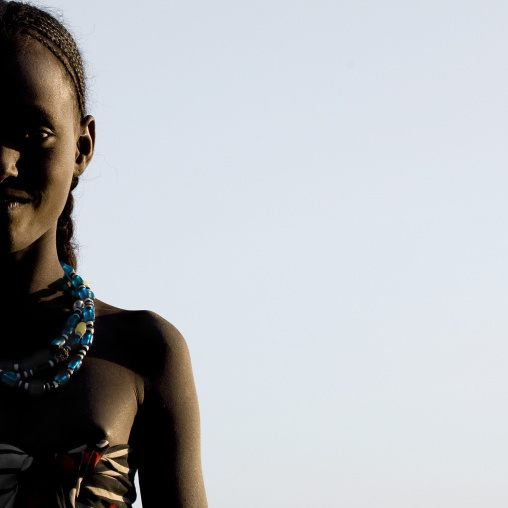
[0,191,33,203]
[0,191,33,211]
[1,200,28,210]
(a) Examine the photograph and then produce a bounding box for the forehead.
[0,36,76,121]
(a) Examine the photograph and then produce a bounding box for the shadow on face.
[0,36,93,255]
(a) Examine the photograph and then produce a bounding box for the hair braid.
[0,0,88,267]
[57,177,79,268]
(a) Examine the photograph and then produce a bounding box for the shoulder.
[92,300,192,392]
[95,300,184,343]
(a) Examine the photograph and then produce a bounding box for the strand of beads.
[0,262,95,396]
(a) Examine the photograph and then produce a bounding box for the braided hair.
[0,1,87,268]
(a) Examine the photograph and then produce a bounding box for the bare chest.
[0,356,140,453]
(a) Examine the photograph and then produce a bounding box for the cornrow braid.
[0,1,86,116]
[0,0,88,268]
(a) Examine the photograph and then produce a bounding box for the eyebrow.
[12,104,58,130]
[22,105,55,122]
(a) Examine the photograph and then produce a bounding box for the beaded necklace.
[0,262,95,396]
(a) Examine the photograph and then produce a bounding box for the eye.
[24,128,53,143]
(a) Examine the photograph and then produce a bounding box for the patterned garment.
[0,441,137,508]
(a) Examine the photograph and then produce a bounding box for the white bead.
[73,300,85,311]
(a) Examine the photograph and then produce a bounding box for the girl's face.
[0,36,93,256]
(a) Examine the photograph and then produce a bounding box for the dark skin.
[0,36,207,507]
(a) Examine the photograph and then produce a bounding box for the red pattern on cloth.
[0,441,136,507]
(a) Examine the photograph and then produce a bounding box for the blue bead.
[2,371,18,387]
[77,287,90,300]
[68,358,82,371]
[62,326,74,337]
[60,262,73,277]
[54,371,70,385]
[81,331,93,346]
[70,274,84,288]
[89,290,95,300]
[27,381,46,396]
[51,338,66,348]
[69,336,81,347]
[67,314,80,328]
[83,307,94,322]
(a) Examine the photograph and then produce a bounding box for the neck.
[0,237,66,306]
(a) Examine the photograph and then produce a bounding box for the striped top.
[0,440,136,508]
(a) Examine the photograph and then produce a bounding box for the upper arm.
[132,313,207,508]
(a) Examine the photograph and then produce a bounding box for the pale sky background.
[30,1,508,506]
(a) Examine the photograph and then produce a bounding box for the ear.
[74,115,95,177]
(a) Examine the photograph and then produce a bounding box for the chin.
[0,233,40,257]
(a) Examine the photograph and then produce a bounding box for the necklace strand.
[0,262,95,396]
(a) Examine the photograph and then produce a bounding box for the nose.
[0,144,19,183]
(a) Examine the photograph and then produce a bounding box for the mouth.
[2,200,27,210]
[0,193,33,211]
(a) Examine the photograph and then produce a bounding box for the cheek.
[21,139,76,213]
[45,141,76,185]
[44,154,75,212]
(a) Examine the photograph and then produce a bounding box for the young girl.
[0,2,207,507]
